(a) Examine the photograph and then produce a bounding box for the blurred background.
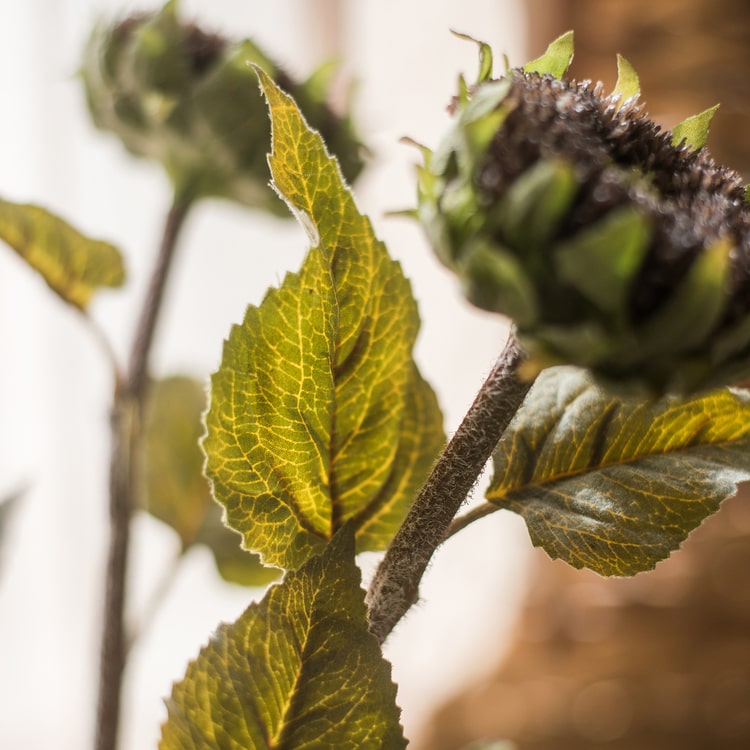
[0,1,749,749]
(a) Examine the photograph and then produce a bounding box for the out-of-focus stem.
[94,194,192,750]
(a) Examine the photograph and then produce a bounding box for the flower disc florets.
[82,0,365,211]
[417,32,750,393]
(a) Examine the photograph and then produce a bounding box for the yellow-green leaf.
[671,104,720,152]
[159,527,407,750]
[194,502,281,587]
[0,198,124,309]
[355,364,445,548]
[144,376,279,587]
[487,367,750,576]
[202,72,444,571]
[523,31,574,79]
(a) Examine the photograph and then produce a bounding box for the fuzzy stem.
[366,331,533,644]
[94,194,192,750]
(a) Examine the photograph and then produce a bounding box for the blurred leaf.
[0,198,124,310]
[194,502,280,587]
[82,4,365,210]
[554,206,651,315]
[671,104,719,152]
[159,527,407,750]
[523,31,574,79]
[144,376,279,587]
[487,367,750,575]
[144,376,209,546]
[203,71,444,572]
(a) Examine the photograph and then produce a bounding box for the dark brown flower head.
[416,32,750,393]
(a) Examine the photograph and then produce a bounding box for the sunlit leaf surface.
[488,367,750,575]
[160,527,407,750]
[203,71,443,571]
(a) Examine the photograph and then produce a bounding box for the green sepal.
[611,54,640,107]
[451,30,494,84]
[460,240,538,325]
[637,236,731,356]
[554,206,651,315]
[712,311,750,367]
[523,30,574,79]
[494,159,578,255]
[671,104,720,152]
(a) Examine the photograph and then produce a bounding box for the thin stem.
[94,193,192,750]
[365,330,534,644]
[127,196,193,399]
[446,501,500,540]
[77,310,125,389]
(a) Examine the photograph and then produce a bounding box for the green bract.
[417,32,750,394]
[81,0,364,209]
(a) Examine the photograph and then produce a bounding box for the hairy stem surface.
[94,195,191,750]
[366,331,533,643]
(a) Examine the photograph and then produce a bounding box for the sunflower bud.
[417,32,750,393]
[81,0,365,211]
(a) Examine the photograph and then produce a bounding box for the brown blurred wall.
[526,0,750,175]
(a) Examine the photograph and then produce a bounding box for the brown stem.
[94,195,192,750]
[365,330,534,644]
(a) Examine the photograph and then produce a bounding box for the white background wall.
[0,2,533,748]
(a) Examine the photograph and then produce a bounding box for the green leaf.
[203,70,444,571]
[159,526,407,750]
[0,198,124,310]
[194,502,281,587]
[144,376,279,587]
[487,367,750,576]
[523,31,574,79]
[460,240,539,324]
[354,364,444,548]
[611,54,640,107]
[671,104,719,152]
